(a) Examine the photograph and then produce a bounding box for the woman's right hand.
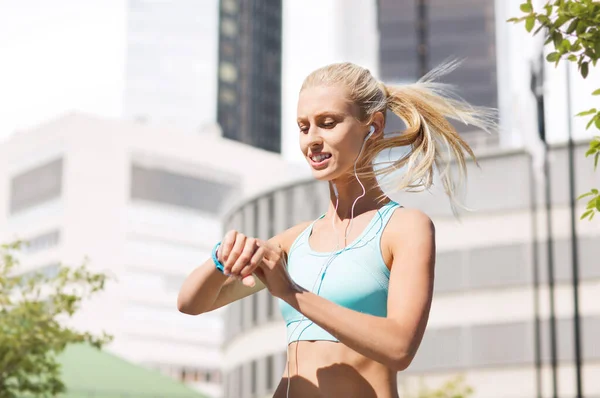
[218,230,266,287]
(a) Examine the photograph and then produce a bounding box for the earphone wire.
[285,128,373,398]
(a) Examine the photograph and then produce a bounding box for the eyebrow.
[297,111,346,122]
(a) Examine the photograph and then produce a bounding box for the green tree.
[508,0,600,220]
[403,375,474,398]
[0,241,112,398]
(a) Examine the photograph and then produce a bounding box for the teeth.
[312,154,331,162]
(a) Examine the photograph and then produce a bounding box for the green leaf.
[520,3,533,13]
[580,209,594,220]
[507,17,520,23]
[560,39,572,52]
[577,20,587,35]
[592,188,599,195]
[593,89,600,96]
[576,108,597,116]
[595,118,600,130]
[566,18,579,34]
[537,14,551,25]
[587,116,596,130]
[534,24,545,35]
[595,152,599,170]
[553,14,571,29]
[547,52,560,62]
[568,54,578,61]
[526,16,535,32]
[553,31,564,48]
[595,197,600,212]
[582,62,589,78]
[578,191,595,200]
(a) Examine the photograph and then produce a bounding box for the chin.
[311,167,342,182]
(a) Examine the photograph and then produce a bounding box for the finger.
[238,246,266,278]
[257,240,282,264]
[241,274,256,287]
[220,230,238,263]
[224,233,246,274]
[230,237,257,275]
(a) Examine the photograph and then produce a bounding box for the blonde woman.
[178,61,493,398]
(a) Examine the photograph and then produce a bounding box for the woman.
[178,61,493,398]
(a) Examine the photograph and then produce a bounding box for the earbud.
[332,182,339,198]
[365,125,376,141]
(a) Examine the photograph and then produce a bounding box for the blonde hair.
[301,60,496,213]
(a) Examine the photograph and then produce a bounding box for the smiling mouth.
[310,153,332,163]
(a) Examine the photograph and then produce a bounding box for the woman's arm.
[278,209,435,371]
[177,256,264,315]
[177,221,312,315]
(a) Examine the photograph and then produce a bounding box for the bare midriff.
[272,340,399,398]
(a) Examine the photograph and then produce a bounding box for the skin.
[177,84,436,398]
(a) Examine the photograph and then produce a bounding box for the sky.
[0,0,126,142]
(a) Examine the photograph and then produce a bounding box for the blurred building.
[122,0,220,132]
[217,0,283,153]
[0,113,308,398]
[219,143,600,398]
[376,0,498,148]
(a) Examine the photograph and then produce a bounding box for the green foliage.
[508,0,600,220]
[0,241,112,398]
[403,375,474,398]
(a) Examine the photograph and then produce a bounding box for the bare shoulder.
[388,207,435,235]
[383,207,435,257]
[268,220,313,255]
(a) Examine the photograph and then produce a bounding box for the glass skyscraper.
[217,0,283,153]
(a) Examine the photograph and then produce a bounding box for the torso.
[273,341,399,398]
[274,202,402,398]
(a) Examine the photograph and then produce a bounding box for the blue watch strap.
[212,242,225,273]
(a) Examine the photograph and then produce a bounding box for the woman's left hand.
[253,240,301,299]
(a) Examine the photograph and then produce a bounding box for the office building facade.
[217,0,283,153]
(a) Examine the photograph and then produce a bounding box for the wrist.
[211,241,225,273]
[280,282,305,303]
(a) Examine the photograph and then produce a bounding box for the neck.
[327,173,388,221]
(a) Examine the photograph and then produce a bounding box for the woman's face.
[297,85,369,181]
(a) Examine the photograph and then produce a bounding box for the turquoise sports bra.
[278,201,401,343]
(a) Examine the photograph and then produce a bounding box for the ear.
[370,111,385,137]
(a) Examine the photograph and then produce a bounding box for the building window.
[252,293,258,325]
[268,194,275,238]
[10,158,63,215]
[219,62,238,83]
[130,164,237,214]
[24,230,60,254]
[221,17,238,37]
[266,355,274,390]
[20,263,60,284]
[253,200,260,238]
[267,294,274,319]
[219,88,236,105]
[285,188,294,228]
[251,360,257,395]
[222,0,238,14]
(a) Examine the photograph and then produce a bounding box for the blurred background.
[0,0,599,397]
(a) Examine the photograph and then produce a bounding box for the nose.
[306,126,323,148]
